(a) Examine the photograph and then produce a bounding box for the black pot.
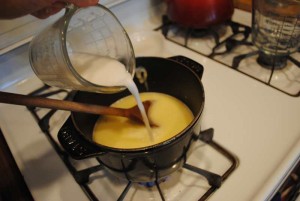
[58,56,205,182]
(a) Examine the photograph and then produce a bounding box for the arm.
[0,0,99,19]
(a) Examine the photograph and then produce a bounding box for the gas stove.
[156,14,300,97]
[0,1,300,201]
[18,81,238,201]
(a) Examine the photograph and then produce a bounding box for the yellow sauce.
[93,92,194,149]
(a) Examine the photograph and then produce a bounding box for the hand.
[0,0,99,19]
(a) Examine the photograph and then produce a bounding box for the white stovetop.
[0,0,300,201]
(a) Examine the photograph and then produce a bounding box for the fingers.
[63,0,99,7]
[0,0,99,19]
[31,2,66,19]
[31,0,98,19]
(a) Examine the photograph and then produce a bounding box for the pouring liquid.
[93,92,194,149]
[70,53,154,140]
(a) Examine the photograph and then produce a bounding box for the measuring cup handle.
[169,56,204,80]
[58,117,105,159]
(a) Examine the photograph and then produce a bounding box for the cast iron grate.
[27,85,238,201]
[155,15,252,58]
[156,15,300,97]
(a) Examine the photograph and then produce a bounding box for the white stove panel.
[0,1,300,201]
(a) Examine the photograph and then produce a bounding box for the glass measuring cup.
[252,0,300,57]
[29,4,135,93]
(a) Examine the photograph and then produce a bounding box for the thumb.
[63,0,99,7]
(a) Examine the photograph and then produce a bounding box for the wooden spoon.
[0,91,156,126]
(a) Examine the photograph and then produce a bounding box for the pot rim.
[71,57,205,154]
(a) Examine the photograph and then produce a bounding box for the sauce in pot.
[93,92,194,149]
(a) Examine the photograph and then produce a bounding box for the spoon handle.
[0,91,127,117]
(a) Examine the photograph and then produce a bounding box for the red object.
[165,0,234,28]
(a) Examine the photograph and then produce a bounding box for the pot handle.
[58,118,105,159]
[169,56,204,80]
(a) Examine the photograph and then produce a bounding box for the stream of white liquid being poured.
[71,53,153,140]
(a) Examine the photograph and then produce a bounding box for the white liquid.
[70,53,153,139]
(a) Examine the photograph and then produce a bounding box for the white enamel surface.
[0,1,300,201]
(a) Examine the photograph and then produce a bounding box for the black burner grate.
[27,85,238,201]
[156,15,300,97]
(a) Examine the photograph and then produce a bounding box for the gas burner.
[156,15,300,97]
[233,52,300,70]
[188,28,222,46]
[231,50,300,96]
[138,177,167,188]
[256,52,288,70]
[59,127,236,201]
[156,15,251,56]
[26,85,238,201]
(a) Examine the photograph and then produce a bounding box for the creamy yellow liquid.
[93,92,194,149]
